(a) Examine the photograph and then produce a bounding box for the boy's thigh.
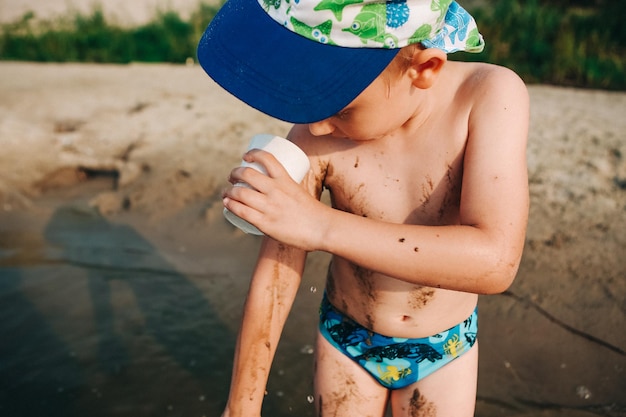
[390,343,479,417]
[314,330,389,417]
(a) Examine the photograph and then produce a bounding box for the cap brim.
[197,0,399,123]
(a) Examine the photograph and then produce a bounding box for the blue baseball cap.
[197,0,484,123]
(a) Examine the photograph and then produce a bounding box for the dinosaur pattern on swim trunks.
[319,293,478,389]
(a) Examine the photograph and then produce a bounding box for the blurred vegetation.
[0,3,220,63]
[0,0,624,90]
[459,0,626,90]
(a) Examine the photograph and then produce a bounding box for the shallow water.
[0,183,326,417]
[1,182,625,417]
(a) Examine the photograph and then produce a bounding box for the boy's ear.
[407,48,447,89]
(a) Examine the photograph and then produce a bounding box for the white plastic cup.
[223,134,311,235]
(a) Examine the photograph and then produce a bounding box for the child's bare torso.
[322,136,477,338]
[293,63,483,338]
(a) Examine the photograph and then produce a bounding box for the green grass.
[459,0,626,90]
[0,4,220,63]
[1,0,624,90]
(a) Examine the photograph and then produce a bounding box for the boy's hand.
[223,149,329,250]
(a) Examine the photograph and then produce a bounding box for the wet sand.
[0,60,625,416]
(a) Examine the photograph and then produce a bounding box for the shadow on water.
[0,204,234,416]
[0,267,83,417]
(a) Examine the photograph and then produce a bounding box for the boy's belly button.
[397,314,421,327]
[374,314,425,337]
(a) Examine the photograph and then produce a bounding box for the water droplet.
[199,395,205,402]
[276,391,284,397]
[300,345,314,355]
[310,286,317,293]
[307,395,315,403]
[576,385,592,400]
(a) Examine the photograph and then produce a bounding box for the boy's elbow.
[472,244,521,295]
[481,268,518,295]
[480,251,522,294]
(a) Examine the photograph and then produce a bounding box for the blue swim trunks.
[319,293,478,389]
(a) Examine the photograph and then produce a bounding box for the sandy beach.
[0,2,625,416]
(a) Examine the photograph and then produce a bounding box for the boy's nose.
[308,118,335,136]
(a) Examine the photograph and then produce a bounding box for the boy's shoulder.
[442,61,529,126]
[453,61,527,101]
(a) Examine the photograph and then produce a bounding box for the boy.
[197,0,529,415]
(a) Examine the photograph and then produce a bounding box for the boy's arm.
[222,152,323,417]
[318,68,529,294]
[223,238,307,417]
[223,67,529,295]
[320,68,529,294]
